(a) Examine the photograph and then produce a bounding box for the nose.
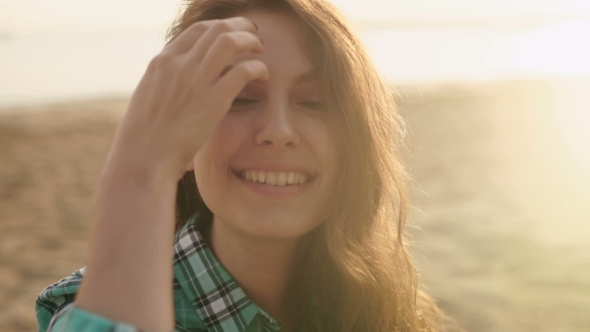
[254,99,300,148]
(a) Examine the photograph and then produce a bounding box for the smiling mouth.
[236,170,311,186]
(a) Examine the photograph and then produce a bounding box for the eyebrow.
[295,70,318,83]
[222,66,318,85]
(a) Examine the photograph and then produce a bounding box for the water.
[363,20,590,83]
[0,33,165,107]
[1,20,589,108]
[401,83,590,331]
[1,22,589,332]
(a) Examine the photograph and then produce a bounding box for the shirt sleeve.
[47,303,140,332]
[36,268,183,332]
[35,268,140,332]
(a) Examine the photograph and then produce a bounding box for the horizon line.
[1,15,588,37]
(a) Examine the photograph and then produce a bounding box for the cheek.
[302,117,334,171]
[192,143,216,203]
[193,117,249,186]
[317,121,341,199]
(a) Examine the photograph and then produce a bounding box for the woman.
[36,0,448,331]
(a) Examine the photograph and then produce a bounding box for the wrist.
[101,148,184,186]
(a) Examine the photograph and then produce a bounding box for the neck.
[205,217,299,330]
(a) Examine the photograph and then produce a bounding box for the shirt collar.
[172,210,269,332]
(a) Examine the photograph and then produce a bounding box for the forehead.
[232,10,315,80]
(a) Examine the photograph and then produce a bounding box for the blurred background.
[1,0,589,331]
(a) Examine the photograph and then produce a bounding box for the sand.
[0,81,589,331]
[0,98,126,330]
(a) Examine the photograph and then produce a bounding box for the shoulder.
[35,267,86,332]
[37,267,86,308]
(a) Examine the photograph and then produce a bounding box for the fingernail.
[252,20,258,32]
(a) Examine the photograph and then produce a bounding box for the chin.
[232,207,324,240]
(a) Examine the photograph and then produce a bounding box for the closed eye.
[298,101,324,110]
[232,98,257,107]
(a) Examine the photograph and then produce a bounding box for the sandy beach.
[1,80,589,331]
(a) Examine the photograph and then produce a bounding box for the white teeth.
[295,173,307,185]
[258,171,264,183]
[276,173,287,186]
[266,172,276,185]
[298,175,307,185]
[239,170,310,186]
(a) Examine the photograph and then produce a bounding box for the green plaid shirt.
[36,212,327,332]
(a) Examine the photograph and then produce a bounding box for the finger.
[211,60,269,109]
[185,16,258,64]
[194,31,265,83]
[161,20,215,55]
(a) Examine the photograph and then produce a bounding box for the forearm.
[75,158,178,332]
[70,15,264,332]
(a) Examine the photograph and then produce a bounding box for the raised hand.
[75,17,267,332]
[110,17,268,181]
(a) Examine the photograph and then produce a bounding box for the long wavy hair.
[170,0,449,330]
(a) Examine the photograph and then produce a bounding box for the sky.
[1,0,590,35]
[1,0,588,156]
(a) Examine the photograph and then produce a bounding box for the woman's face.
[191,10,336,240]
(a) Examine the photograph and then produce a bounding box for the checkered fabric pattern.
[35,211,314,332]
